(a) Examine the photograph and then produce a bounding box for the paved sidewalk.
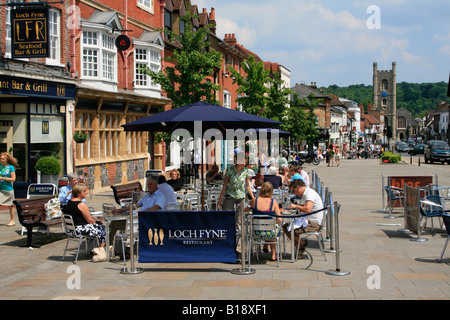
[0,157,449,300]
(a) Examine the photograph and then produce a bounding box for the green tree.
[284,93,320,151]
[263,71,292,122]
[228,55,270,115]
[141,3,222,108]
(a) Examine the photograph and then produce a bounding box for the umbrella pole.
[201,139,205,211]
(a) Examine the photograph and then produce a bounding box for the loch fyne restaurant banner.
[139,211,236,263]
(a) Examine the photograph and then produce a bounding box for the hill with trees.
[320,81,449,118]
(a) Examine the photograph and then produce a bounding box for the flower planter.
[74,132,87,143]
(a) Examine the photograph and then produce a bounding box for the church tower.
[373,62,397,142]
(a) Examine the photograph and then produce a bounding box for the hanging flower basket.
[73,131,87,143]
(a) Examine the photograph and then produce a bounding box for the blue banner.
[138,211,236,263]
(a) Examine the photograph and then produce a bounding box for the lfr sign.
[11,6,49,59]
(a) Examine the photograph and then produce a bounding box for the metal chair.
[295,208,329,261]
[102,203,117,214]
[439,214,450,262]
[165,201,181,211]
[248,214,281,267]
[62,214,99,264]
[384,186,404,215]
[421,195,445,233]
[183,193,200,211]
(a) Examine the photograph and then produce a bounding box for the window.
[180,19,185,35]
[382,79,388,90]
[82,30,117,82]
[164,9,172,37]
[47,8,61,64]
[223,91,231,109]
[75,111,147,160]
[398,116,406,129]
[137,0,153,13]
[5,0,24,58]
[135,47,161,89]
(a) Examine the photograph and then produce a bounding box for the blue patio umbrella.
[123,101,283,271]
[122,101,283,213]
[122,101,282,133]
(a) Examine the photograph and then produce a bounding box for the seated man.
[206,164,223,184]
[282,178,324,258]
[59,173,86,207]
[157,175,178,207]
[136,175,166,211]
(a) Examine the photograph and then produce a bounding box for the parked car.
[424,140,450,164]
[395,142,409,153]
[408,143,425,155]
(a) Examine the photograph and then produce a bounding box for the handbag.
[45,197,62,220]
[91,247,107,262]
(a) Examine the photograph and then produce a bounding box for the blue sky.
[195,0,450,87]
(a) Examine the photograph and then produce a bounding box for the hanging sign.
[115,35,131,51]
[11,6,50,58]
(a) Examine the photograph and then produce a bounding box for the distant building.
[373,62,397,142]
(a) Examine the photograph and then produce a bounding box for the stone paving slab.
[0,157,449,302]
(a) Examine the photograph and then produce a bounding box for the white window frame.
[46,8,62,66]
[133,39,163,97]
[81,27,118,85]
[5,0,24,59]
[137,0,154,14]
[134,46,161,90]
[223,90,231,109]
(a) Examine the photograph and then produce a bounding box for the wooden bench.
[110,181,143,206]
[13,196,62,248]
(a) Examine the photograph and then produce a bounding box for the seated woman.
[246,181,282,261]
[167,169,182,191]
[64,183,106,247]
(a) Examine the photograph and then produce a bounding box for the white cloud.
[438,45,450,56]
[215,17,257,47]
[194,0,449,85]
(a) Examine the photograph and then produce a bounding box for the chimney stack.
[224,33,237,46]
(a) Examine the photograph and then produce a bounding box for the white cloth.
[287,216,308,232]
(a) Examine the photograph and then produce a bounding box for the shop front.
[0,74,75,197]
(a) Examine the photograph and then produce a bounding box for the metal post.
[121,193,144,274]
[325,192,337,253]
[232,185,255,275]
[410,187,428,242]
[384,177,396,219]
[326,202,350,276]
[397,183,410,232]
[377,174,387,212]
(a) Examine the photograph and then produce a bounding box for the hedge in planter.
[381,151,402,163]
[35,156,61,175]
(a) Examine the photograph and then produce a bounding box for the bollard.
[121,193,144,274]
[326,202,350,276]
[376,174,387,213]
[324,193,337,253]
[232,197,256,275]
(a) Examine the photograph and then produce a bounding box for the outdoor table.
[97,209,134,261]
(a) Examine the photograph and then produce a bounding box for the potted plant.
[35,156,61,185]
[73,131,87,143]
